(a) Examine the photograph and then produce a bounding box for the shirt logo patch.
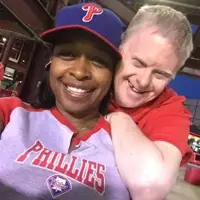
[16,140,106,195]
[47,174,72,198]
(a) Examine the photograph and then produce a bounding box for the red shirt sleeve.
[143,101,192,166]
[109,88,192,166]
[0,62,4,81]
[0,97,24,126]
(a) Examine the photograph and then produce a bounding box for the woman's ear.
[45,60,52,71]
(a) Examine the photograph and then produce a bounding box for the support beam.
[0,0,53,33]
[1,36,15,65]
[0,0,49,46]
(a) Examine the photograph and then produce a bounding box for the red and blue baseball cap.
[41,3,125,58]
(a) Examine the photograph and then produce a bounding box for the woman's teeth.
[66,86,89,94]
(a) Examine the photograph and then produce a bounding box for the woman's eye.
[91,57,107,67]
[59,52,75,60]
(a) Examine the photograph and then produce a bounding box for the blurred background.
[0,0,200,197]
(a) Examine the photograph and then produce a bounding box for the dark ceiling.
[0,3,15,21]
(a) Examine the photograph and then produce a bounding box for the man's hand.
[107,112,182,200]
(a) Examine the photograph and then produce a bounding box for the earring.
[45,61,51,71]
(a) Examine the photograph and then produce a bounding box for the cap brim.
[40,25,122,59]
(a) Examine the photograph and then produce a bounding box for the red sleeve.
[0,63,4,81]
[0,97,24,126]
[144,103,192,166]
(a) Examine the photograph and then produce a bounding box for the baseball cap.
[40,3,125,59]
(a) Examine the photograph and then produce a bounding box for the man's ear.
[114,60,123,74]
[116,61,121,70]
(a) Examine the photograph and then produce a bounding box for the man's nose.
[136,70,152,89]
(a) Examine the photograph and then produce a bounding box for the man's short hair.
[122,5,194,68]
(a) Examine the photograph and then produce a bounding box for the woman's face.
[50,31,115,117]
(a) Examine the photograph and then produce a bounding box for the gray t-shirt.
[0,97,130,200]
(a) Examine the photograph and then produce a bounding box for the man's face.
[114,27,179,108]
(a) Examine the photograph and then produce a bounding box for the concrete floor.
[166,167,200,200]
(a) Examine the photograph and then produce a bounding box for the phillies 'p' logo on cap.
[40,3,125,59]
[82,3,103,22]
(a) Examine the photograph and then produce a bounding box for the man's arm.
[108,112,184,200]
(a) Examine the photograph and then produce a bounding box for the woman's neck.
[56,103,101,133]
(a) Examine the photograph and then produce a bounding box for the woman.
[0,3,130,200]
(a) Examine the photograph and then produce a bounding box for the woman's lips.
[61,82,94,101]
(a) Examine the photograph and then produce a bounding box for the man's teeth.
[67,86,89,93]
[132,88,140,93]
[128,81,141,93]
[129,82,134,89]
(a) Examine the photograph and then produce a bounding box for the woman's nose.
[69,56,92,81]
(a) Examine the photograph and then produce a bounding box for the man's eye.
[155,72,167,80]
[132,60,143,68]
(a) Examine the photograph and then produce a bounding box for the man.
[107,5,194,200]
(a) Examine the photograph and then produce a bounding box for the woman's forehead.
[54,38,113,60]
